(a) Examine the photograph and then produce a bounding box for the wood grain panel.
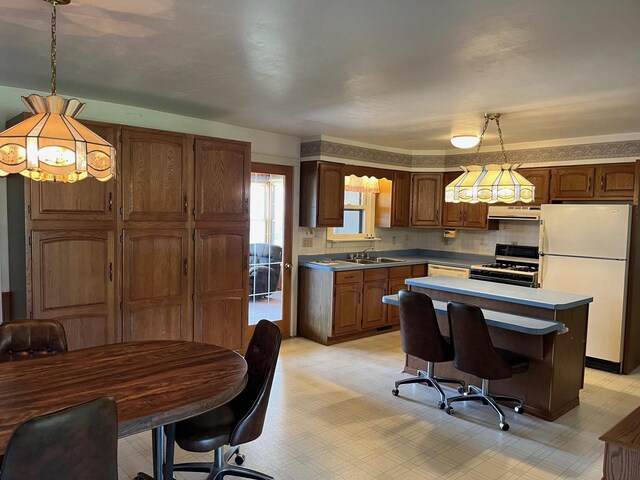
[335,270,364,284]
[30,230,115,349]
[0,341,247,453]
[551,166,595,200]
[332,283,362,336]
[127,305,183,341]
[464,202,488,229]
[441,171,464,228]
[596,163,636,199]
[122,129,188,222]
[122,229,190,342]
[362,280,387,329]
[317,162,345,227]
[410,173,442,227]
[194,138,250,223]
[194,229,248,350]
[29,122,118,221]
[519,168,551,205]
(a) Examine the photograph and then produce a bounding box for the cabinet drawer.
[335,270,364,284]
[389,266,412,279]
[364,268,388,281]
[411,264,427,277]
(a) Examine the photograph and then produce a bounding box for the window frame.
[327,191,376,241]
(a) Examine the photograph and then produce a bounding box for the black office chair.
[165,319,282,480]
[0,319,68,362]
[0,397,118,480]
[392,290,465,408]
[445,302,528,431]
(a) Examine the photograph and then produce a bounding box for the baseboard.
[586,356,621,374]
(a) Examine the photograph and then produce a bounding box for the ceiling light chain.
[50,0,58,95]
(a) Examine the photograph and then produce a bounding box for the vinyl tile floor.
[117,332,640,480]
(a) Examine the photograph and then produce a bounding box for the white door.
[540,204,631,259]
[541,255,627,363]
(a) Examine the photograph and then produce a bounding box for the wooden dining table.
[0,341,248,480]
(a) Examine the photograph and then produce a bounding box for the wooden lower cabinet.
[298,264,429,345]
[361,280,388,329]
[30,229,116,350]
[193,229,248,351]
[122,229,191,342]
[333,283,363,335]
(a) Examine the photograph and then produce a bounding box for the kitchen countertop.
[382,294,566,335]
[405,276,593,310]
[299,249,492,271]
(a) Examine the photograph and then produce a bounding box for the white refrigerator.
[539,204,631,369]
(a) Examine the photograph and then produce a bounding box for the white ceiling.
[1,0,639,149]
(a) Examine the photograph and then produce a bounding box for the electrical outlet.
[392,236,397,245]
[302,237,313,248]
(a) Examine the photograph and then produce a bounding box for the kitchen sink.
[341,257,403,264]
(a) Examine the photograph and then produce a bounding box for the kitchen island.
[392,276,593,421]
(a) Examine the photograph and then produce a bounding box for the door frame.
[247,163,293,340]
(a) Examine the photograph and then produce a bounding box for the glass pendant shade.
[0,94,115,183]
[344,175,380,194]
[445,164,535,204]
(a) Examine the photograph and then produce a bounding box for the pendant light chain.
[473,115,491,163]
[494,116,508,163]
[50,0,58,95]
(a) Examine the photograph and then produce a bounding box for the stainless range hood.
[487,206,541,221]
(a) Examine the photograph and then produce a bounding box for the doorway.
[247,163,293,338]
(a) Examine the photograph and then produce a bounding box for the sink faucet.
[354,247,374,259]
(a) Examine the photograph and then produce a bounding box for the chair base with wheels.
[166,434,272,480]
[444,379,524,431]
[392,361,465,409]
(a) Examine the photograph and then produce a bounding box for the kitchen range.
[469,244,540,288]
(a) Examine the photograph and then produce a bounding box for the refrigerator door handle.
[538,220,545,287]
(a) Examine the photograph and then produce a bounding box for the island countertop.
[405,276,593,310]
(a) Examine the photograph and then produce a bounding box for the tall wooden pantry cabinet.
[6,115,251,352]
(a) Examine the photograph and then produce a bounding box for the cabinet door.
[441,172,464,227]
[362,280,387,329]
[30,122,118,221]
[194,138,250,223]
[391,172,411,227]
[410,173,442,227]
[464,203,488,229]
[552,167,595,200]
[385,279,406,325]
[332,283,362,336]
[31,230,115,350]
[596,164,636,199]
[122,129,189,222]
[122,229,190,342]
[194,229,248,351]
[317,162,345,227]
[519,168,550,205]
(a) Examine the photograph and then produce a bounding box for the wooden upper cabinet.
[376,171,410,227]
[30,229,115,350]
[122,129,189,222]
[410,173,442,227]
[441,172,464,228]
[596,163,636,199]
[551,166,595,200]
[29,122,118,221]
[194,138,251,223]
[519,168,551,205]
[299,161,345,227]
[464,202,488,229]
[122,229,191,342]
[194,228,247,351]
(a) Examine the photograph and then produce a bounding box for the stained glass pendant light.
[0,0,115,183]
[445,113,534,204]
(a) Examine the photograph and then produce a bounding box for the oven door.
[469,273,536,288]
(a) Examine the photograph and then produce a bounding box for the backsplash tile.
[297,221,540,258]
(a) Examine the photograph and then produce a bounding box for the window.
[327,189,376,241]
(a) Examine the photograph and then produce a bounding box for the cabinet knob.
[283,263,292,270]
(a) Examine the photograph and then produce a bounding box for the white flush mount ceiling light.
[0,0,115,183]
[445,113,535,204]
[450,135,480,149]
